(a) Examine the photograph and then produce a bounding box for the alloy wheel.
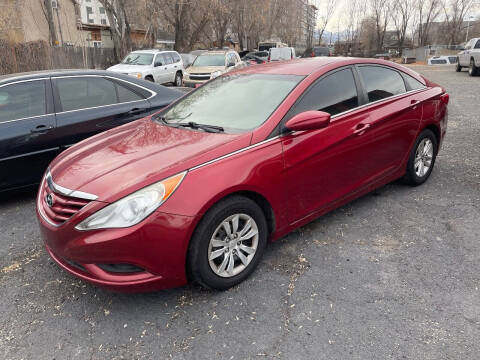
[414,138,433,177]
[208,213,259,278]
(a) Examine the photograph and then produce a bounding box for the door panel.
[52,76,150,150]
[153,54,169,84]
[282,110,373,223]
[0,79,57,190]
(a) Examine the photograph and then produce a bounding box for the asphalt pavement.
[0,65,479,359]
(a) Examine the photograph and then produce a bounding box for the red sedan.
[37,58,449,292]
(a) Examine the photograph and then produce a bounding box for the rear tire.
[174,72,183,87]
[469,58,479,76]
[187,196,268,290]
[402,129,438,186]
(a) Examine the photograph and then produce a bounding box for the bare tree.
[443,0,474,45]
[211,0,233,48]
[369,0,391,53]
[98,0,132,61]
[413,0,443,46]
[392,0,414,53]
[317,0,337,45]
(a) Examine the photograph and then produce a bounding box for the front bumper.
[183,79,208,87]
[37,203,198,292]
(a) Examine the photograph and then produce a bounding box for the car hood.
[186,66,226,74]
[49,118,250,202]
[107,64,150,73]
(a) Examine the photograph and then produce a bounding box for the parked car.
[37,58,449,292]
[302,46,331,58]
[456,37,480,76]
[242,51,269,63]
[268,47,296,61]
[183,49,243,87]
[427,56,457,65]
[107,49,184,86]
[258,41,288,52]
[0,70,182,192]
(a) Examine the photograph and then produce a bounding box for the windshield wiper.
[160,112,193,123]
[177,122,224,133]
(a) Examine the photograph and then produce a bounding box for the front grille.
[189,73,211,81]
[39,173,92,226]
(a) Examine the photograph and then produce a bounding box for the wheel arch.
[422,123,441,145]
[195,188,277,237]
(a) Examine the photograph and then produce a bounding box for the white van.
[268,47,296,62]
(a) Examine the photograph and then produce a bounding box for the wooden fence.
[0,40,117,75]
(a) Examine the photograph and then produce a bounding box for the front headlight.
[129,72,143,79]
[211,71,222,79]
[75,172,187,231]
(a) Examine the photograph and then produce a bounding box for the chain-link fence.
[0,40,117,76]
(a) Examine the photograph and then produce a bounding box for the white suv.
[107,50,184,86]
[456,38,480,76]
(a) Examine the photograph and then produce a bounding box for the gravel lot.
[1,66,479,360]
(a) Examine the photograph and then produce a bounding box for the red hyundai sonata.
[37,57,449,292]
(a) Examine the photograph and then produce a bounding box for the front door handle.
[411,99,421,109]
[128,108,145,115]
[353,123,371,136]
[31,124,54,133]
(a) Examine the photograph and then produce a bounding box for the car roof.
[234,57,425,80]
[130,49,176,54]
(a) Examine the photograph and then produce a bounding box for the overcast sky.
[316,0,480,33]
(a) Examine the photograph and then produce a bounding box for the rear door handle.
[128,108,145,115]
[31,125,54,133]
[353,123,371,136]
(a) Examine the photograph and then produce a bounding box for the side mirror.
[155,61,163,67]
[285,111,331,131]
[227,61,235,67]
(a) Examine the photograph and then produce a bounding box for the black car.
[0,70,183,192]
[302,47,331,58]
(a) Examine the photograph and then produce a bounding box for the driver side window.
[154,55,164,67]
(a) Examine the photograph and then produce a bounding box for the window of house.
[358,66,406,102]
[99,7,105,14]
[57,77,117,112]
[290,68,359,117]
[0,80,47,122]
[101,19,107,25]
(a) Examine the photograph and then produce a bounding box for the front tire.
[187,196,268,290]
[145,75,154,82]
[403,129,438,186]
[456,60,462,72]
[469,58,479,76]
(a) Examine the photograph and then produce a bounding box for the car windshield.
[193,55,226,67]
[156,73,303,132]
[121,53,154,65]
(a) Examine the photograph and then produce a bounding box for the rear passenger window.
[164,54,173,65]
[403,73,425,90]
[292,68,359,116]
[116,83,144,103]
[172,53,181,63]
[0,80,46,122]
[358,66,406,102]
[475,40,480,49]
[57,77,117,112]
